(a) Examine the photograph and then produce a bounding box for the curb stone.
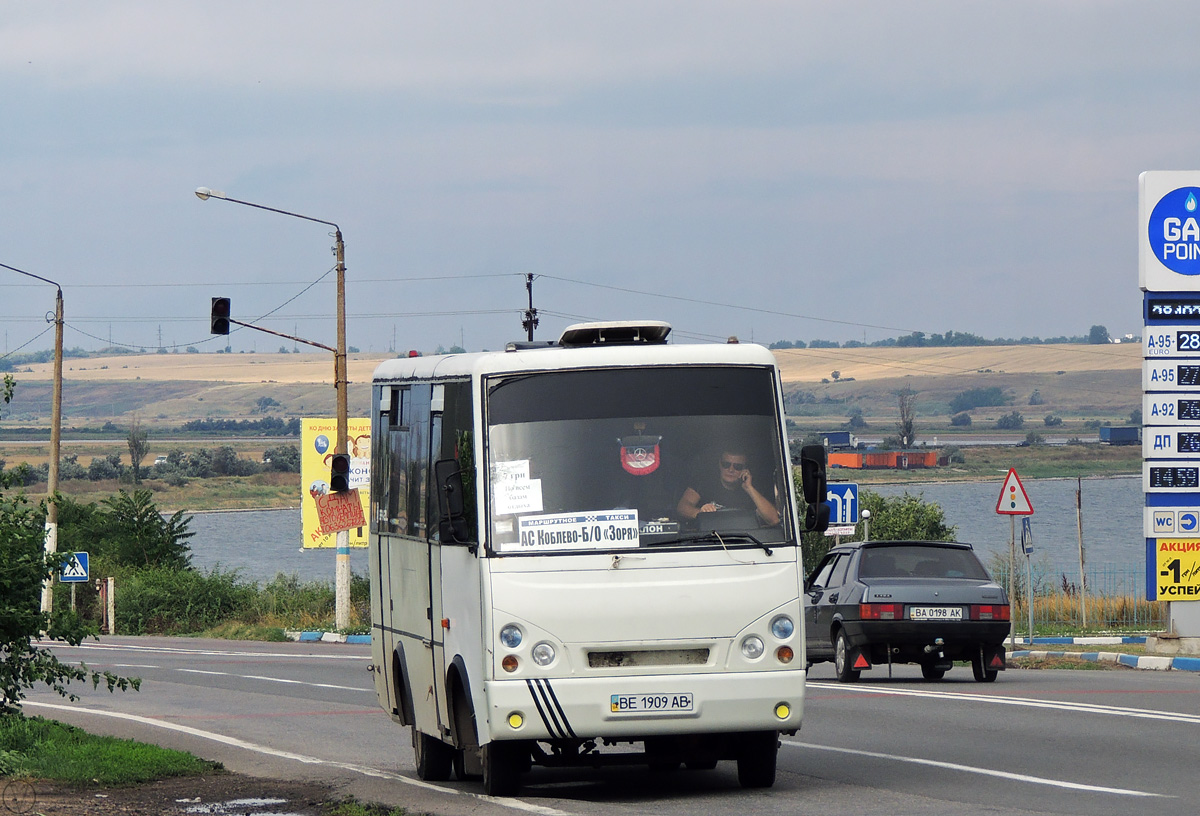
[1010,648,1200,672]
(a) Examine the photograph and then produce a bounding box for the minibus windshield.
[485,366,793,554]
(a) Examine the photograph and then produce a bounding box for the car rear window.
[858,545,990,580]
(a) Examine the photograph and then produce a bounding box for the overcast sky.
[1,2,1195,356]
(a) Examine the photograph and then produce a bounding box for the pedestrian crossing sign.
[61,552,89,583]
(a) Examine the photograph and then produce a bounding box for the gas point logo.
[1149,187,1200,275]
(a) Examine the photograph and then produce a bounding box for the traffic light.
[211,297,231,335]
[330,453,351,492]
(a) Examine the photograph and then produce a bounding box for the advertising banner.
[301,418,371,549]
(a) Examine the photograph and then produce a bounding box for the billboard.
[301,417,371,548]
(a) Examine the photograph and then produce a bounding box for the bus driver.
[676,449,781,526]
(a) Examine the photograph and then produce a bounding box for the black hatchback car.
[805,540,1009,682]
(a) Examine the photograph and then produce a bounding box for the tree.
[1088,325,1110,344]
[796,483,956,566]
[830,370,841,381]
[1028,389,1044,406]
[127,416,149,485]
[0,374,139,715]
[896,388,916,448]
[96,490,194,570]
[859,491,956,542]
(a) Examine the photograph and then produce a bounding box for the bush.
[117,567,258,635]
[262,444,302,473]
[950,387,1010,414]
[88,454,125,481]
[950,412,972,427]
[1044,414,1063,427]
[996,411,1025,430]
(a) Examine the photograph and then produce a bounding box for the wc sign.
[1146,508,1200,536]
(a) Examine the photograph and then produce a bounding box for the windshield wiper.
[669,531,773,556]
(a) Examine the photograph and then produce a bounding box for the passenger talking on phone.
[677,449,780,526]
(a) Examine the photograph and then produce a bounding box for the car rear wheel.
[972,653,999,682]
[834,630,860,683]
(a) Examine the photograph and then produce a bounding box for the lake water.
[870,475,1144,574]
[184,476,1145,586]
[186,508,370,585]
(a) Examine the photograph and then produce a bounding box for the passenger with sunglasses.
[676,450,780,526]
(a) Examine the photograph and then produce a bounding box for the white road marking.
[807,681,1200,725]
[783,741,1167,798]
[45,642,367,660]
[177,668,368,693]
[23,700,574,816]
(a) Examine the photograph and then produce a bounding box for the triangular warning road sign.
[995,468,1034,515]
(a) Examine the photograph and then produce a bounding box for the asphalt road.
[23,637,1200,816]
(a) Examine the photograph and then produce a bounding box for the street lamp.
[194,188,351,629]
[0,263,64,616]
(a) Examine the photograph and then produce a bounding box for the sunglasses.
[720,460,748,472]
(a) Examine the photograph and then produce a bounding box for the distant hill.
[773,342,1141,433]
[0,344,1142,433]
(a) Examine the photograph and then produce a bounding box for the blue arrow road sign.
[1182,512,1199,533]
[826,483,859,525]
[60,552,89,583]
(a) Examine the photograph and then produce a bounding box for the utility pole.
[522,273,539,341]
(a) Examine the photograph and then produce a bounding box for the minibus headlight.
[741,636,765,660]
[531,642,556,667]
[770,615,795,640]
[499,625,523,649]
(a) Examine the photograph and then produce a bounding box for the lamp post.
[0,263,64,616]
[194,188,351,629]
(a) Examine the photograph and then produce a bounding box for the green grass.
[0,715,219,786]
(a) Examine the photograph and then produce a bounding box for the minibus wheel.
[413,728,454,781]
[736,731,778,789]
[482,740,525,796]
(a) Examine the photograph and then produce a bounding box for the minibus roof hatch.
[556,320,672,347]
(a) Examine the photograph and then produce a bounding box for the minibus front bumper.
[484,670,805,742]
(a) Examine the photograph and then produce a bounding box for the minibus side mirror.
[434,458,471,544]
[798,445,830,533]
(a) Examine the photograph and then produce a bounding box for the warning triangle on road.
[995,468,1034,515]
